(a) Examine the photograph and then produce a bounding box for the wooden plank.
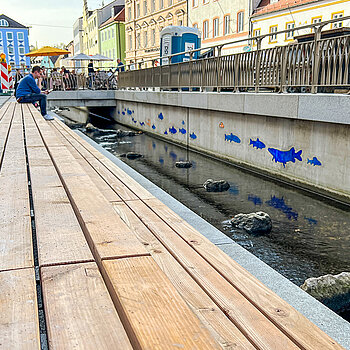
[0,268,40,349]
[30,107,149,262]
[0,104,33,271]
[112,202,255,350]
[52,119,154,200]
[126,200,300,350]
[22,106,94,267]
[144,198,344,350]
[0,100,11,122]
[52,120,140,202]
[41,262,132,350]
[103,256,221,350]
[50,121,123,203]
[0,102,15,166]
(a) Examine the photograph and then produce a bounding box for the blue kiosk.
[160,26,200,65]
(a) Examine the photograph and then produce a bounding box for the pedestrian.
[88,59,95,88]
[116,58,125,72]
[15,65,53,121]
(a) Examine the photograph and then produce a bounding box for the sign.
[185,42,195,57]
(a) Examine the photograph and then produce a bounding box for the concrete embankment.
[112,91,350,202]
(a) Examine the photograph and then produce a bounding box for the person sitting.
[16,65,53,121]
[116,58,125,72]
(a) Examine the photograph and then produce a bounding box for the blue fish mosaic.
[225,133,241,143]
[169,151,177,160]
[122,111,125,115]
[248,195,262,206]
[152,124,156,129]
[164,131,168,135]
[169,127,177,134]
[228,185,239,196]
[164,145,168,152]
[152,142,156,149]
[304,217,318,225]
[179,128,186,134]
[117,111,120,114]
[158,113,164,120]
[182,120,185,125]
[127,109,132,115]
[139,122,145,126]
[307,157,322,166]
[266,195,298,220]
[159,157,164,164]
[268,147,302,168]
[131,118,137,124]
[190,132,197,140]
[250,138,266,150]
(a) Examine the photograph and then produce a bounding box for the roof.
[0,14,28,29]
[253,0,320,17]
[100,8,125,28]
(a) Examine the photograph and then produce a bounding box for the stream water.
[58,107,350,320]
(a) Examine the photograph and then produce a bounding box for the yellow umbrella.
[25,46,70,57]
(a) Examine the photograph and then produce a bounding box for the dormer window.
[0,19,9,27]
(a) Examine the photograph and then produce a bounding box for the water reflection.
[59,108,350,289]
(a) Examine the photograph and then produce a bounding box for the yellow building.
[125,0,187,67]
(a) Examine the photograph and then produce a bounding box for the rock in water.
[119,152,143,160]
[175,161,192,168]
[116,129,142,137]
[203,179,230,192]
[230,212,272,234]
[85,122,97,131]
[300,272,350,312]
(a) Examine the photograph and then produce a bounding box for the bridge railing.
[119,16,350,93]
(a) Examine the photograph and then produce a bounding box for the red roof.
[100,8,125,28]
[253,0,319,16]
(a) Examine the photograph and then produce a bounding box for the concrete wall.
[114,91,350,201]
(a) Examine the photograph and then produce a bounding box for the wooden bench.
[0,99,344,349]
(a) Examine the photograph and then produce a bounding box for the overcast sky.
[1,0,104,47]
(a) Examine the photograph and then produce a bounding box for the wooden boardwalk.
[0,100,344,349]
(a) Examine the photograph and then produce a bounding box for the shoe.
[43,114,54,121]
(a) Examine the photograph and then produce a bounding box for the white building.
[188,0,260,55]
[73,17,83,56]
[251,0,350,49]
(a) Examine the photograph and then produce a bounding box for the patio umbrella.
[90,54,113,61]
[69,53,91,61]
[25,46,70,57]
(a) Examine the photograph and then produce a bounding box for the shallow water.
[59,108,350,318]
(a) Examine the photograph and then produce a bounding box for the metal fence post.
[189,51,193,91]
[216,46,222,92]
[255,39,262,93]
[280,46,288,93]
[311,26,323,94]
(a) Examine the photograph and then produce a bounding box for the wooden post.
[216,46,222,92]
[311,26,323,94]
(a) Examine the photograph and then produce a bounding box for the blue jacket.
[16,74,41,98]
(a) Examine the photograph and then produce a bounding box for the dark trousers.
[19,93,47,116]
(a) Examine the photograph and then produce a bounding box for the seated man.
[16,65,53,121]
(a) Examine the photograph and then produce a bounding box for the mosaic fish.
[164,131,168,135]
[169,126,177,134]
[307,157,321,166]
[152,124,156,129]
[250,138,266,149]
[182,120,185,125]
[304,217,318,225]
[225,133,241,143]
[179,128,186,134]
[268,147,302,168]
[248,195,262,206]
[190,132,197,140]
[139,122,145,126]
[127,109,132,115]
[122,111,125,115]
[158,113,164,120]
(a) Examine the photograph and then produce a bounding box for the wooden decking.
[0,100,344,349]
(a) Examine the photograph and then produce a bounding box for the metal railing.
[119,16,350,93]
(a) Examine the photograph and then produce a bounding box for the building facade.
[100,8,126,67]
[188,0,260,55]
[251,0,350,49]
[0,14,30,68]
[125,0,187,67]
[82,0,125,55]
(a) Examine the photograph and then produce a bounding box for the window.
[151,28,156,45]
[0,19,9,26]
[168,0,173,5]
[237,11,244,32]
[193,23,198,29]
[17,32,24,40]
[6,32,13,41]
[311,17,322,32]
[112,30,115,38]
[136,2,140,18]
[160,0,164,9]
[193,0,198,6]
[151,0,155,11]
[108,30,111,39]
[8,46,14,55]
[203,0,209,4]
[144,0,147,15]
[253,28,260,46]
[178,19,183,26]
[285,22,295,40]
[136,33,141,48]
[269,25,277,42]
[224,15,230,35]
[0,32,2,40]
[144,30,148,47]
[203,20,209,39]
[213,18,219,37]
[128,7,132,20]
[129,34,133,49]
[332,12,343,28]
